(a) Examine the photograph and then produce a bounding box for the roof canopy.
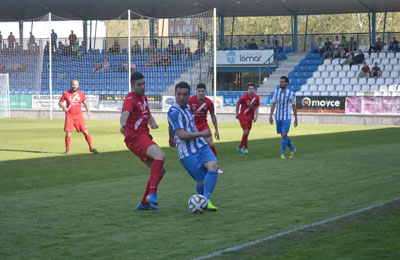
[1,0,400,21]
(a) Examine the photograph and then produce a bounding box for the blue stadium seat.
[300,59,307,66]
[293,65,301,72]
[292,85,301,92]
[288,71,296,78]
[290,78,298,85]
[310,46,317,53]
[298,78,307,85]
[285,47,292,54]
[263,98,271,106]
[306,53,313,59]
[300,66,308,72]
[312,53,320,60]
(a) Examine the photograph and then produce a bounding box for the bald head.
[70,80,79,92]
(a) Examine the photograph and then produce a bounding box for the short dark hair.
[248,83,256,89]
[196,83,206,90]
[131,72,144,85]
[175,81,191,93]
[280,76,289,83]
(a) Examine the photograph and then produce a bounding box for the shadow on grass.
[0,149,57,154]
[1,127,399,195]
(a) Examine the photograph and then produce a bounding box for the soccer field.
[0,119,399,259]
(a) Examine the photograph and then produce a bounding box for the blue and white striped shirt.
[168,103,207,160]
[272,88,296,121]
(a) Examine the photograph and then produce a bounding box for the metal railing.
[258,52,276,87]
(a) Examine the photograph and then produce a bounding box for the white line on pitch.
[193,197,400,260]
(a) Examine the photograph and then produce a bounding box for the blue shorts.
[180,145,217,182]
[276,120,291,134]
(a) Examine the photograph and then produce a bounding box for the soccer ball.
[188,194,208,214]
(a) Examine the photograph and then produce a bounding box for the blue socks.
[287,136,295,152]
[203,170,218,199]
[196,183,204,195]
[281,137,288,155]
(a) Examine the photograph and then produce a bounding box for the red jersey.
[122,92,151,138]
[60,90,86,117]
[188,96,215,126]
[237,93,260,120]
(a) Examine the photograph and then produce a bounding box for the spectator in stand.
[163,54,172,66]
[322,37,332,54]
[167,39,175,54]
[218,40,228,50]
[101,58,110,72]
[145,54,155,67]
[185,47,192,59]
[342,36,348,51]
[0,31,2,50]
[93,61,102,73]
[75,42,86,61]
[194,41,205,55]
[44,41,49,55]
[243,39,249,49]
[272,35,279,50]
[248,38,258,50]
[370,62,381,78]
[368,37,385,55]
[351,49,365,66]
[337,45,346,58]
[359,62,370,78]
[118,61,129,72]
[348,37,357,52]
[266,40,273,49]
[341,50,354,65]
[155,52,164,66]
[69,30,77,46]
[57,41,65,55]
[132,41,141,54]
[259,39,268,50]
[315,37,324,53]
[19,60,27,72]
[51,29,57,52]
[28,32,35,51]
[7,32,15,49]
[389,36,399,52]
[131,61,137,72]
[332,36,341,49]
[198,27,207,48]
[108,40,120,54]
[12,60,20,72]
[176,40,185,54]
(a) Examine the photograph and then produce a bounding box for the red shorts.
[196,123,212,138]
[125,134,156,162]
[239,118,253,131]
[64,116,87,133]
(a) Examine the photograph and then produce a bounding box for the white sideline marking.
[193,197,400,260]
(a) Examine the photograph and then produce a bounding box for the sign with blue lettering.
[217,50,274,65]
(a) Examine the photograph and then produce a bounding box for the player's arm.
[254,106,259,122]
[269,103,276,125]
[120,110,130,135]
[210,113,219,140]
[168,126,176,148]
[174,128,210,140]
[235,103,241,119]
[58,96,68,112]
[292,104,298,127]
[83,102,91,119]
[148,114,158,129]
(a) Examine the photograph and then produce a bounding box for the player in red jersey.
[188,83,223,173]
[235,83,260,154]
[120,72,166,210]
[58,80,98,154]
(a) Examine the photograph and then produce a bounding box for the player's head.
[247,83,256,96]
[280,76,289,89]
[175,81,191,107]
[70,80,79,92]
[131,72,145,97]
[196,83,207,99]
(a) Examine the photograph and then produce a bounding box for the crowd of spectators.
[0,58,27,73]
[218,35,279,51]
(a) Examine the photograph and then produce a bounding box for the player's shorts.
[64,116,87,133]
[180,145,217,182]
[239,118,253,131]
[125,134,156,162]
[276,119,291,134]
[196,123,212,138]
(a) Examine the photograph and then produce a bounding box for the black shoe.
[90,148,99,154]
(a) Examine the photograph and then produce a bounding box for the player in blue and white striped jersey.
[168,81,220,211]
[269,76,298,160]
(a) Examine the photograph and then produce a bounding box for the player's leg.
[180,153,207,198]
[238,119,249,153]
[143,144,166,205]
[65,132,72,154]
[205,135,217,157]
[201,146,219,211]
[82,130,98,154]
[276,120,286,159]
[282,120,296,158]
[64,117,74,154]
[242,121,252,153]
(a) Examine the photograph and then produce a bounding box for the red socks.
[65,136,71,150]
[240,134,249,149]
[149,159,164,194]
[84,134,93,149]
[210,145,217,158]
[239,134,249,149]
[141,179,151,205]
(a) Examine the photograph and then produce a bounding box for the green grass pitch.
[0,119,399,259]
